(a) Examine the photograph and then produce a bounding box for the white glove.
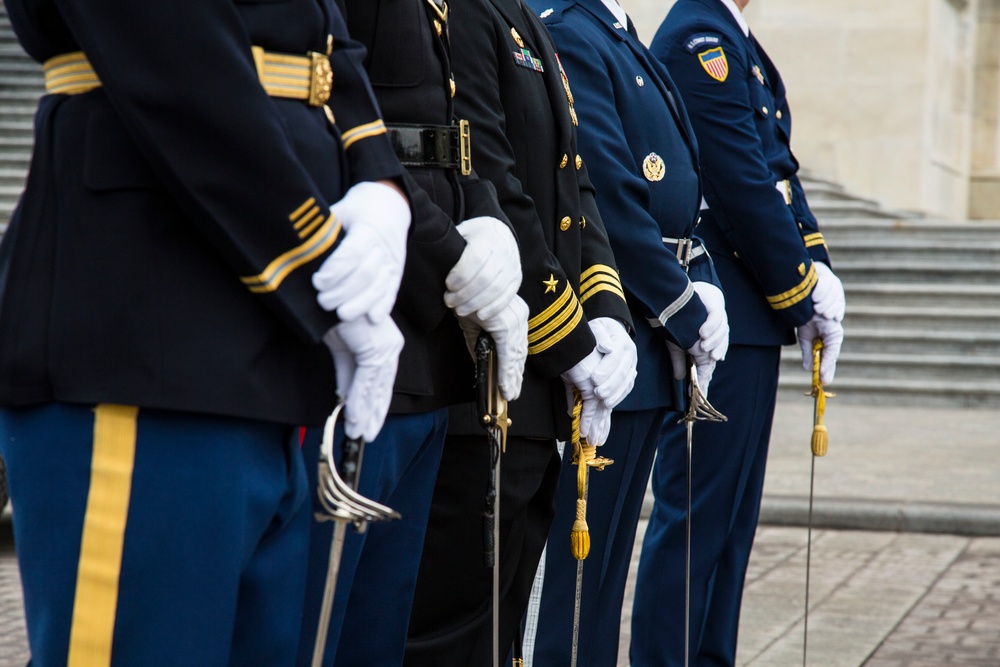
[588,317,637,409]
[457,295,529,401]
[811,261,846,322]
[313,181,411,323]
[444,217,522,321]
[667,281,730,397]
[322,316,405,441]
[797,314,844,386]
[562,349,613,446]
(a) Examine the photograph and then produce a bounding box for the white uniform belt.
[661,236,706,269]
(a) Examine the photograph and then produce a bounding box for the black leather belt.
[386,121,471,175]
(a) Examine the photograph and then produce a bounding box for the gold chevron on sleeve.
[528,284,584,354]
[241,214,342,293]
[580,264,626,304]
[341,119,387,149]
[767,262,817,310]
[803,232,827,249]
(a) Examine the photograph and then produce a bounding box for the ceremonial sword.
[311,403,400,667]
[568,391,613,667]
[475,333,510,667]
[680,358,727,667]
[803,339,833,667]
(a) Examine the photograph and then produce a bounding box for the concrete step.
[809,199,903,219]
[829,238,1000,265]
[844,305,1000,331]
[834,327,1000,356]
[820,218,1000,244]
[779,350,1000,383]
[842,283,1000,310]
[834,259,1000,284]
[777,375,1000,408]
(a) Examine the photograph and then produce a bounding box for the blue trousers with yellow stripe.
[0,402,310,667]
[631,345,782,667]
[296,409,448,667]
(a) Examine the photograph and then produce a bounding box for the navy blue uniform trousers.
[631,344,781,667]
[0,402,309,667]
[533,407,671,667]
[297,409,448,667]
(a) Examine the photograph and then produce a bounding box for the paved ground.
[1,400,998,666]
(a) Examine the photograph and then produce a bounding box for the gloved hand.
[588,317,637,409]
[444,217,522,320]
[457,295,529,401]
[322,315,405,441]
[797,314,844,386]
[667,281,730,397]
[313,181,411,323]
[811,261,846,322]
[562,348,613,446]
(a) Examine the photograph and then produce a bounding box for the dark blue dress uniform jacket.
[651,0,831,345]
[531,0,717,412]
[0,0,404,427]
[447,0,633,440]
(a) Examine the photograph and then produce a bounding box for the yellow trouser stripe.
[241,214,342,293]
[767,263,818,310]
[67,404,138,667]
[341,120,387,150]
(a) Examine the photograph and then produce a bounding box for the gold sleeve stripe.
[528,290,580,344]
[342,120,387,150]
[528,283,574,330]
[580,281,626,305]
[297,213,327,239]
[290,198,318,222]
[529,299,584,355]
[292,205,322,229]
[803,233,827,248]
[767,263,818,310]
[580,264,619,283]
[67,404,138,667]
[242,214,342,293]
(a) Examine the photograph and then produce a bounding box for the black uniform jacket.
[448,0,633,440]
[0,0,404,426]
[342,0,511,415]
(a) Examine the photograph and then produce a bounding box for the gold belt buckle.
[459,119,472,176]
[308,51,333,107]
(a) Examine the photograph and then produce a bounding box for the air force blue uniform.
[525,1,718,664]
[632,1,833,665]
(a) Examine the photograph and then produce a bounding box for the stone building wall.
[621,0,1000,219]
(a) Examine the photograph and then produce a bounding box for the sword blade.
[312,521,348,667]
[685,418,694,667]
[493,427,502,667]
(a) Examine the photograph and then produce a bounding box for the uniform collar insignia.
[752,64,765,85]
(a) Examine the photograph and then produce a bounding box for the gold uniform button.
[575,155,583,169]
[450,78,456,97]
[776,110,783,120]
[762,106,769,115]
[560,154,569,169]
[579,216,587,229]
[560,216,572,231]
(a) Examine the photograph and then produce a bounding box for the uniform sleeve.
[50,0,403,343]
[656,28,816,328]
[450,0,596,378]
[788,175,832,265]
[547,22,706,350]
[576,159,634,332]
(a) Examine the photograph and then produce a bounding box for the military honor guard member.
[0,0,413,664]
[404,0,638,664]
[631,1,846,665]
[297,1,529,665]
[525,1,730,665]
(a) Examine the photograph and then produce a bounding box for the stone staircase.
[779,176,1000,408]
[0,5,42,234]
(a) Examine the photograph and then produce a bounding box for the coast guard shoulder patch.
[642,153,665,182]
[684,33,721,53]
[698,47,729,82]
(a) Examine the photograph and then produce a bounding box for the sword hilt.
[810,339,832,457]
